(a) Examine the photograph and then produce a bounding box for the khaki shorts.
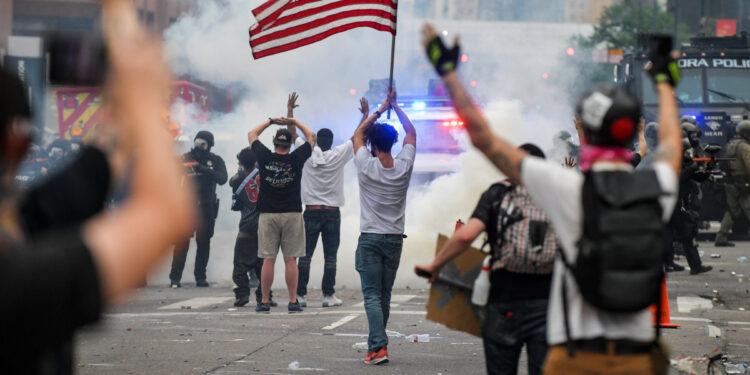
[258,213,305,259]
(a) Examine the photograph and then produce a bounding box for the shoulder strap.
[234,169,258,196]
[482,182,514,255]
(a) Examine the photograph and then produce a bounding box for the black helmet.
[576,84,641,147]
[680,115,698,126]
[681,122,700,135]
[194,130,214,148]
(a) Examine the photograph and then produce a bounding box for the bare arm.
[414,218,485,283]
[654,83,682,174]
[294,118,315,148]
[636,117,648,158]
[388,89,416,147]
[352,96,389,152]
[573,115,585,145]
[83,0,196,302]
[286,92,299,141]
[247,119,273,145]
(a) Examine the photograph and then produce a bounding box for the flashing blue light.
[412,101,426,110]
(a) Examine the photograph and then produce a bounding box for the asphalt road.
[75,240,750,375]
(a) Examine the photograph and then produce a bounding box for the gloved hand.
[425,35,460,77]
[646,35,680,87]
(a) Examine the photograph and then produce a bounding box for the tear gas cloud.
[149,0,593,292]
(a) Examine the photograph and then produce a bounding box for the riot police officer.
[682,121,706,158]
[169,130,227,287]
[715,120,750,247]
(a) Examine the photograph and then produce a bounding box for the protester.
[714,120,750,247]
[547,130,578,165]
[288,93,363,308]
[574,115,648,168]
[248,115,314,312]
[353,88,416,365]
[0,1,195,372]
[169,130,227,288]
[416,144,557,375]
[229,147,271,307]
[422,24,681,374]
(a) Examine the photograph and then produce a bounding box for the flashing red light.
[542,73,549,79]
[470,80,477,87]
[349,88,357,95]
[566,47,575,56]
[461,54,469,63]
[443,120,464,128]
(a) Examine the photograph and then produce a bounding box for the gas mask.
[193,138,210,158]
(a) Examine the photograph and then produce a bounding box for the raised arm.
[387,89,416,147]
[275,117,315,148]
[422,24,527,182]
[358,97,370,125]
[286,92,300,141]
[83,0,196,302]
[352,96,389,152]
[247,119,273,145]
[636,117,648,159]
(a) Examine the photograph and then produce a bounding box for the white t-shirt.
[354,144,416,234]
[521,157,678,344]
[295,138,354,207]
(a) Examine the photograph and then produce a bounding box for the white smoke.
[149,0,593,295]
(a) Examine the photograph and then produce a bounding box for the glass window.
[706,69,750,103]
[642,69,702,105]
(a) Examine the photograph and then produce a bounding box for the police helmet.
[575,84,641,147]
[679,115,698,126]
[681,122,702,137]
[737,120,750,140]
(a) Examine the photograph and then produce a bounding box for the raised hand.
[359,97,369,117]
[287,92,299,117]
[271,117,295,125]
[387,87,398,107]
[422,23,460,77]
[563,157,578,169]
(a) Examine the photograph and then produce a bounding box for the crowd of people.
[0,1,744,374]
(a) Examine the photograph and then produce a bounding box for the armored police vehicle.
[616,33,750,226]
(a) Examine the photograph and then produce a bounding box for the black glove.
[647,35,680,87]
[425,36,460,77]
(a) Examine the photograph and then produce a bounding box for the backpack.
[484,181,557,274]
[231,169,258,211]
[562,170,667,313]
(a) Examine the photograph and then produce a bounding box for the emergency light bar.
[442,120,464,127]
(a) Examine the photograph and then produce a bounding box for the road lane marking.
[353,294,416,308]
[106,310,426,319]
[676,296,713,313]
[322,314,359,330]
[159,297,234,310]
[671,317,712,323]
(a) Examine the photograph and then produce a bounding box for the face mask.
[49,147,64,160]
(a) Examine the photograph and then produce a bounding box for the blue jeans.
[481,299,549,375]
[355,233,403,352]
[297,209,341,297]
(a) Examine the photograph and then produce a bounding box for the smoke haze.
[148,0,593,295]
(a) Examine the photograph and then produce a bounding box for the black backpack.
[561,170,667,313]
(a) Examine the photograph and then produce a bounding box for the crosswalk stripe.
[322,314,359,330]
[353,294,416,308]
[158,297,234,310]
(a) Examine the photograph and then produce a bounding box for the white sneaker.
[297,295,307,307]
[322,294,343,307]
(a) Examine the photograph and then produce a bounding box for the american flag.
[248,0,398,59]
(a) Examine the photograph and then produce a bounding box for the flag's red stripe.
[252,21,394,59]
[250,9,396,47]
[252,0,283,18]
[267,0,396,31]
[284,0,396,12]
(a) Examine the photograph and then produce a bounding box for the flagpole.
[387,1,397,119]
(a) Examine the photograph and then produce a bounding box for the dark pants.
[170,205,215,283]
[355,233,403,353]
[232,231,264,302]
[482,299,549,375]
[297,209,341,297]
[668,210,703,270]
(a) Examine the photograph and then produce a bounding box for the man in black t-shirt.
[248,117,314,312]
[416,144,554,375]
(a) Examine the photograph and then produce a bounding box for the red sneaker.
[364,347,388,365]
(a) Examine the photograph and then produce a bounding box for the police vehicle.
[364,78,467,183]
[616,33,750,229]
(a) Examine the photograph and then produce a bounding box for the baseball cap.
[273,129,292,147]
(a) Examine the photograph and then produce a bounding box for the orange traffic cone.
[455,219,464,232]
[650,276,680,328]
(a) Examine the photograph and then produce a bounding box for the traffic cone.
[650,276,680,328]
[455,219,464,232]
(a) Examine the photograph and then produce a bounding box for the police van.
[616,33,750,228]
